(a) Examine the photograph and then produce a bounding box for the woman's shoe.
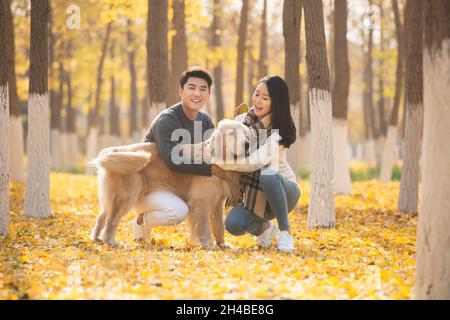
[257,222,279,248]
[277,231,295,252]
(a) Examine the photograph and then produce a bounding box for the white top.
[216,114,297,184]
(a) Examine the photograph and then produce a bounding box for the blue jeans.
[225,169,300,236]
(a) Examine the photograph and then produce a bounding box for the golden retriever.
[88,119,251,249]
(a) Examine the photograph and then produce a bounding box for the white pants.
[135,191,189,226]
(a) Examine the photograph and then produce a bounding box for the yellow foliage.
[0,173,416,299]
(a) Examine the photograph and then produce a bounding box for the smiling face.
[179,76,210,112]
[252,81,272,118]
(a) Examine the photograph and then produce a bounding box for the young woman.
[218,75,300,252]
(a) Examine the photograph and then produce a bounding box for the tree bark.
[332,0,351,195]
[108,44,120,148]
[257,0,268,79]
[283,0,302,173]
[0,0,10,235]
[147,0,170,123]
[377,2,387,138]
[398,0,423,214]
[127,20,139,141]
[212,0,224,121]
[235,0,249,107]
[86,22,112,173]
[25,0,51,218]
[169,0,188,106]
[303,0,335,228]
[380,0,404,182]
[415,0,450,300]
[5,0,25,182]
[64,41,78,169]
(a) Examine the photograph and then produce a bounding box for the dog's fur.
[88,120,250,249]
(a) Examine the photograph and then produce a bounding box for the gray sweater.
[144,103,214,176]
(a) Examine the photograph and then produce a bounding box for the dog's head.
[209,119,251,164]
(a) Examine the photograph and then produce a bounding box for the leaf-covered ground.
[0,173,416,299]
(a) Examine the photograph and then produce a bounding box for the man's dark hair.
[179,67,213,90]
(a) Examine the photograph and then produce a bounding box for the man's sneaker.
[132,213,152,243]
[257,222,279,248]
[277,231,295,252]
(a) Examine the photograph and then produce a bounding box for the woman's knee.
[287,187,301,212]
[225,212,245,236]
[260,170,281,190]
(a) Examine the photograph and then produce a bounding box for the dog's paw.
[217,242,234,250]
[201,242,219,251]
[107,241,122,248]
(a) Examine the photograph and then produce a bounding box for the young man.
[133,67,225,242]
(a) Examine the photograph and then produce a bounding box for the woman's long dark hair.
[259,75,296,148]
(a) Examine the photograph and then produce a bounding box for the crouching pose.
[218,75,301,253]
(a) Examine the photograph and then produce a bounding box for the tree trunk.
[169,0,188,106]
[212,0,224,121]
[332,0,351,195]
[49,5,62,171]
[235,0,249,107]
[25,0,51,218]
[141,91,150,138]
[283,0,302,174]
[109,44,121,147]
[211,0,224,121]
[303,0,335,228]
[86,22,112,174]
[380,0,404,182]
[415,0,450,300]
[366,16,378,165]
[5,0,25,182]
[377,1,387,163]
[247,42,255,108]
[147,0,170,124]
[127,20,139,142]
[377,2,387,139]
[398,0,423,214]
[0,0,10,235]
[51,60,64,171]
[257,0,268,79]
[65,41,78,169]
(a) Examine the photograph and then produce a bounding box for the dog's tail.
[88,151,152,174]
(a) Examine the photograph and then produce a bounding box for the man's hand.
[211,164,226,179]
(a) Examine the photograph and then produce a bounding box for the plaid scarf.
[226,108,272,219]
